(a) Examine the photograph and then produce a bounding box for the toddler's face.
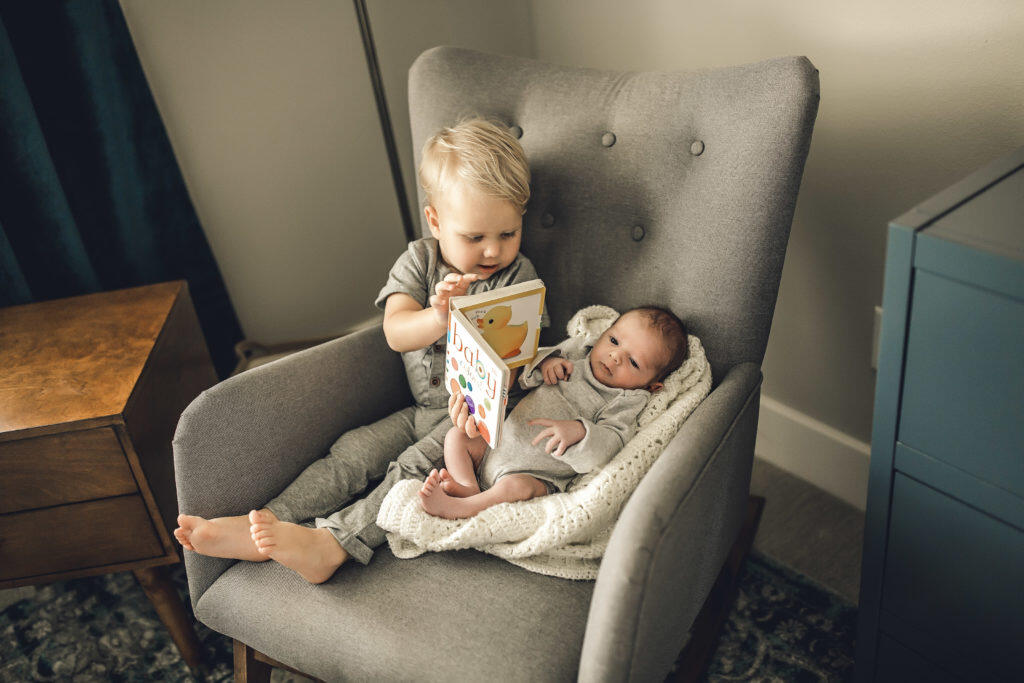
[590,312,668,391]
[425,180,522,280]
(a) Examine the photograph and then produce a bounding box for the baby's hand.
[429,273,479,326]
[529,418,585,457]
[448,389,480,438]
[540,356,574,384]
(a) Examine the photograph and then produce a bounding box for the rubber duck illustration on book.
[476,304,528,359]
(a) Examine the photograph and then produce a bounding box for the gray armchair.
[174,47,818,681]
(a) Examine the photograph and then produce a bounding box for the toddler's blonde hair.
[418,118,530,213]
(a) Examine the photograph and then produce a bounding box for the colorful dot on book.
[450,378,459,394]
[476,421,490,443]
[459,375,466,388]
[464,395,475,414]
[451,357,458,370]
[466,381,473,392]
[477,404,486,419]
[484,398,491,410]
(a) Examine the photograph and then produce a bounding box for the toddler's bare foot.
[248,509,348,584]
[419,469,478,519]
[438,468,479,498]
[174,514,267,562]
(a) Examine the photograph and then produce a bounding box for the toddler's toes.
[173,528,194,551]
[248,509,277,525]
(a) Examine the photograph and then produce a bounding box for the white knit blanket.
[376,306,712,580]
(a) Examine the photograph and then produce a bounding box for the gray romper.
[265,237,547,563]
[477,335,649,493]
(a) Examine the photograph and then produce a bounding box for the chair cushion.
[196,547,594,681]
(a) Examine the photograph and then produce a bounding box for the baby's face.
[589,312,669,391]
[425,180,522,280]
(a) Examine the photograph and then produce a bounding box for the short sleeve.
[375,241,432,310]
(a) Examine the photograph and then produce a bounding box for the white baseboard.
[754,395,870,510]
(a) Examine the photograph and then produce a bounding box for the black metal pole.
[353,0,416,243]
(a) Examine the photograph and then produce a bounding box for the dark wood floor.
[750,458,864,604]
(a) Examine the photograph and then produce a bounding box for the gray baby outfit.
[477,334,650,494]
[265,237,546,563]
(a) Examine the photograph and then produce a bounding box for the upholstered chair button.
[601,132,616,147]
[631,225,646,241]
[509,125,523,139]
[690,140,705,156]
[541,213,555,228]
[430,376,440,387]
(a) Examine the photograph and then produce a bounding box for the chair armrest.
[578,362,762,682]
[172,324,411,602]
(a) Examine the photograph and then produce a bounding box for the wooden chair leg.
[132,565,204,670]
[233,640,324,682]
[234,639,272,683]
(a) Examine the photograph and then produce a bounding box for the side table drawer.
[898,269,1024,498]
[882,473,1024,679]
[0,495,163,581]
[0,427,138,513]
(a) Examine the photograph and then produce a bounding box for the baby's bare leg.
[174,514,268,562]
[420,471,548,520]
[440,427,486,497]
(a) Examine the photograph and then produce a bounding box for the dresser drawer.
[875,634,958,683]
[0,495,163,581]
[0,427,138,514]
[882,474,1024,678]
[898,269,1024,498]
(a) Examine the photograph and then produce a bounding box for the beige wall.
[530,0,1024,443]
[119,0,534,344]
[119,0,409,343]
[367,0,535,236]
[120,0,1023,447]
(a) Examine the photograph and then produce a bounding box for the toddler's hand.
[529,418,585,457]
[429,273,479,326]
[540,357,574,384]
[448,389,480,438]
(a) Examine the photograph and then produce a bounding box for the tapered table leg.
[133,565,203,670]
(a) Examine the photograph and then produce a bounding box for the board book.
[444,278,546,448]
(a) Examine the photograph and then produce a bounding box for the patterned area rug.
[698,554,857,681]
[0,553,855,681]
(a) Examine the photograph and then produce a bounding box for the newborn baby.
[420,306,688,519]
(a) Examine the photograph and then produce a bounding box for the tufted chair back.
[409,47,818,379]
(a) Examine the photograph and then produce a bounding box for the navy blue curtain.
[0,1,241,377]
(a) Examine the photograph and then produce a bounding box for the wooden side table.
[0,281,218,670]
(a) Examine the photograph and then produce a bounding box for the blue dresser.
[856,148,1024,682]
